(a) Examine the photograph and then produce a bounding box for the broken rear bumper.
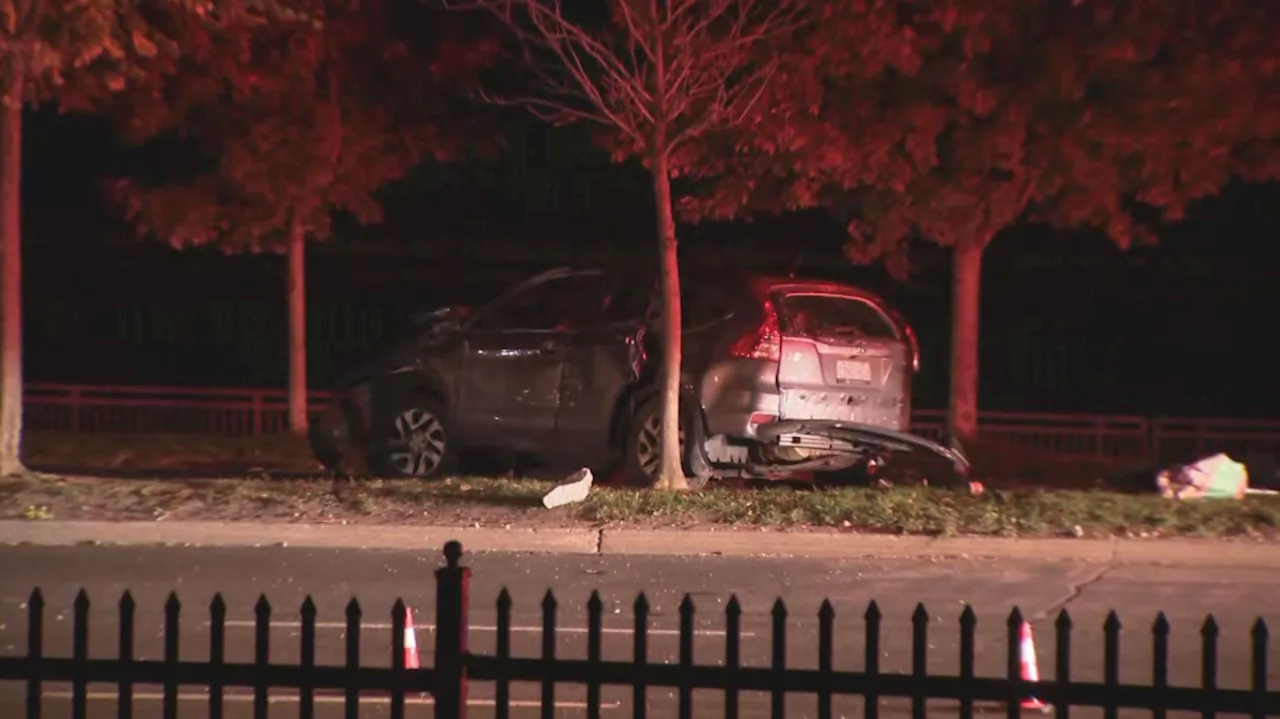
[754,420,970,478]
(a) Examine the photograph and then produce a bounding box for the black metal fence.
[1,541,1277,718]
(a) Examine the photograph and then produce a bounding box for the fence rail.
[21,382,1280,463]
[24,383,335,437]
[1,542,1276,719]
[911,409,1154,461]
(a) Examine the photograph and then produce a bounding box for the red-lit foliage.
[104,0,498,432]
[109,0,498,253]
[682,0,1280,441]
[1,0,316,473]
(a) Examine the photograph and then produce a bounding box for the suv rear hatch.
[770,287,910,431]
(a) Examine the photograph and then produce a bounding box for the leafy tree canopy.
[109,0,499,251]
[2,0,311,107]
[684,0,1280,264]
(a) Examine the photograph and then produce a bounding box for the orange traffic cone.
[1019,621,1049,712]
[404,607,421,670]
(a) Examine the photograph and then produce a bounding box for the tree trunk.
[947,239,987,445]
[0,55,26,477]
[649,151,688,491]
[287,218,308,434]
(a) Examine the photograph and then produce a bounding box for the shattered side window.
[683,285,733,327]
[600,277,649,325]
[639,283,731,329]
[474,274,616,331]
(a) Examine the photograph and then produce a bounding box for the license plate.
[836,359,872,383]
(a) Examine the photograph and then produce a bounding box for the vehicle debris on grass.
[1157,453,1253,500]
[542,468,594,508]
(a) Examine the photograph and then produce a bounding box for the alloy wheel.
[387,407,447,477]
[635,411,686,479]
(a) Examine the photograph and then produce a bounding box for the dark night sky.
[18,107,1280,418]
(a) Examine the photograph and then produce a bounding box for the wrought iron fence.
[1,542,1276,719]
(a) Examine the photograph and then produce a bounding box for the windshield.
[774,292,899,341]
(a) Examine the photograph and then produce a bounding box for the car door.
[552,271,652,460]
[455,271,614,450]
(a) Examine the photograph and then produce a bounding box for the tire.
[624,396,709,491]
[371,397,454,479]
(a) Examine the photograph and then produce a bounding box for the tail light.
[730,302,781,360]
[888,307,920,373]
[778,337,823,384]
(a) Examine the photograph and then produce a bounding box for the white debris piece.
[1156,453,1248,500]
[542,468,594,508]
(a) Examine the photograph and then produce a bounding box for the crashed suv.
[309,265,967,487]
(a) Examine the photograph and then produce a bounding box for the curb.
[601,530,1280,566]
[1,521,1277,567]
[0,521,599,555]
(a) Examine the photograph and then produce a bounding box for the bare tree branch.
[445,0,804,156]
[441,0,806,492]
[475,85,621,128]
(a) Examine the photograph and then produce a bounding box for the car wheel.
[373,399,454,479]
[624,397,708,490]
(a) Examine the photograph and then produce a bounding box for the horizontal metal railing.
[912,410,1152,461]
[21,383,1280,463]
[24,383,334,437]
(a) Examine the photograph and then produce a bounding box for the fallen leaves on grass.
[583,485,1280,538]
[0,474,562,526]
[2,473,1279,539]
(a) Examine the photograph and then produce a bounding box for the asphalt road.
[0,545,1276,718]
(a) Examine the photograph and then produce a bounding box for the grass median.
[3,473,1278,539]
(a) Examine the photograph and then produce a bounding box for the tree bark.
[649,149,688,491]
[947,239,987,445]
[0,54,26,477]
[287,218,308,434]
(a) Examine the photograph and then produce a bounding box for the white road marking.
[211,621,751,638]
[42,690,618,710]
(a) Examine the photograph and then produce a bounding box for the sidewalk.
[1,520,1276,567]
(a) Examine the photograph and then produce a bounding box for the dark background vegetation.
[23,108,1280,417]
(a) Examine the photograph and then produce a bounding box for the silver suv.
[309,265,967,487]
